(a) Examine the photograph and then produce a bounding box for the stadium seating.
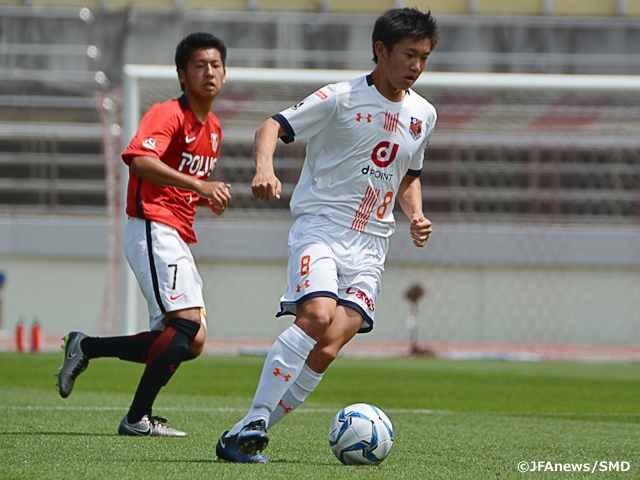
[0,4,638,222]
[0,7,107,214]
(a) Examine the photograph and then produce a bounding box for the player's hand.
[204,182,231,215]
[252,170,282,201]
[410,216,432,247]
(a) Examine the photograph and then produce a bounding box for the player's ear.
[222,68,226,85]
[177,69,186,85]
[374,41,387,63]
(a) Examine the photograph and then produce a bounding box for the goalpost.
[116,66,640,343]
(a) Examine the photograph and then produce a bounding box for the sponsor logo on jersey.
[142,137,156,150]
[314,90,328,100]
[409,117,423,140]
[361,165,394,181]
[345,286,375,312]
[356,112,372,123]
[371,141,399,168]
[384,111,398,132]
[211,133,219,153]
[185,135,196,143]
[179,153,217,176]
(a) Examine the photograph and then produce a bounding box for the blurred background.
[0,0,638,359]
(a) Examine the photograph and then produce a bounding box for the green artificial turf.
[1,352,638,479]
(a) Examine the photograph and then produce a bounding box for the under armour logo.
[273,367,292,381]
[278,399,293,413]
[296,279,311,292]
[356,113,372,123]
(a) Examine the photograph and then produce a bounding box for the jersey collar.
[365,73,411,97]
[177,94,189,111]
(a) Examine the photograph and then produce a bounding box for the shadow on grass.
[145,458,337,466]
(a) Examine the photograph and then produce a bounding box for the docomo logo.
[371,141,399,168]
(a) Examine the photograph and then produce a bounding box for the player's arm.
[130,155,231,214]
[397,173,431,247]
[252,117,284,201]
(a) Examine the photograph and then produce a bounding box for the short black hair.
[175,32,227,87]
[371,8,439,63]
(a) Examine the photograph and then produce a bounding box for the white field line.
[1,405,638,418]
[0,405,444,415]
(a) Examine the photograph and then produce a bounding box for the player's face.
[377,37,432,93]
[179,47,226,102]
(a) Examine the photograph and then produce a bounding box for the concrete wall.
[1,215,638,347]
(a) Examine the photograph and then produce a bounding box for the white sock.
[268,363,323,429]
[228,324,315,436]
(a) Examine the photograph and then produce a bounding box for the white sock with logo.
[268,363,323,429]
[228,324,316,436]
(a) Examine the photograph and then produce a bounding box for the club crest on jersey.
[142,137,156,150]
[409,117,423,140]
[211,133,219,153]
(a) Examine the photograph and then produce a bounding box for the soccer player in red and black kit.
[55,32,231,436]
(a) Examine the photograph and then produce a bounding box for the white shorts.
[124,217,206,331]
[278,215,388,333]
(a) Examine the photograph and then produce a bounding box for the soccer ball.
[328,403,394,465]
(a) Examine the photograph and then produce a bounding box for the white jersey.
[274,74,436,238]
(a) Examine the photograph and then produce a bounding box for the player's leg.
[116,219,205,436]
[217,215,339,461]
[55,323,205,398]
[56,329,168,398]
[119,307,201,437]
[228,298,333,436]
[268,305,363,429]
[268,227,385,429]
[246,296,335,422]
[71,307,205,364]
[216,296,333,463]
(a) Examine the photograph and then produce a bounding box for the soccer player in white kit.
[216,8,439,462]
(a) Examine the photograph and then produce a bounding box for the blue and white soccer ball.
[328,403,394,465]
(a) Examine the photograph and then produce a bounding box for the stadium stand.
[0,5,638,223]
[0,3,637,349]
[0,7,106,214]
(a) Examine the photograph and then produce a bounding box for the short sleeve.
[275,84,338,143]
[122,103,179,165]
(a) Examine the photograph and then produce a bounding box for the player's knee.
[296,311,332,340]
[296,299,335,340]
[187,340,204,359]
[186,323,206,359]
